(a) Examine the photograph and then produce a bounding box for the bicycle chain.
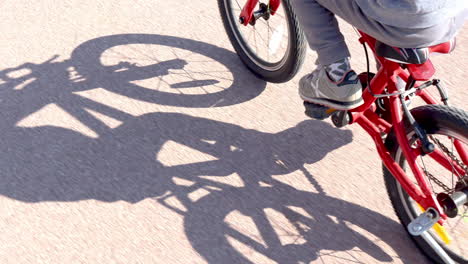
[422,168,452,193]
[430,136,468,175]
[422,136,468,193]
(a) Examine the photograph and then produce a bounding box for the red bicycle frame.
[351,31,468,223]
[238,0,467,223]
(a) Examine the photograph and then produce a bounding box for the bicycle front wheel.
[383,105,468,263]
[218,0,307,83]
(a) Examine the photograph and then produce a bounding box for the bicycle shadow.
[70,33,268,108]
[2,112,349,203]
[1,112,423,263]
[0,34,267,133]
[0,34,424,263]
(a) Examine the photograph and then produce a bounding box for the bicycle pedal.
[303,102,335,120]
[407,208,440,236]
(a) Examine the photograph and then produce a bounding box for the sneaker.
[299,67,364,110]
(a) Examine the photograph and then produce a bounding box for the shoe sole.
[299,93,364,111]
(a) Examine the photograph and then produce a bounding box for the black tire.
[218,0,307,83]
[383,105,468,263]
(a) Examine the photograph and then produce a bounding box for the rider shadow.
[0,34,423,263]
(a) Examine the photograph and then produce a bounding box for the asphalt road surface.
[0,1,467,263]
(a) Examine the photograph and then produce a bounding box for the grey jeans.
[290,0,465,65]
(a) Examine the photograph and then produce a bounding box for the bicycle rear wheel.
[383,105,468,263]
[218,0,306,83]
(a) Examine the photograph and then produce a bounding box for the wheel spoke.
[228,0,289,64]
[234,0,242,11]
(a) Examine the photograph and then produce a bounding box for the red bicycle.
[218,0,468,263]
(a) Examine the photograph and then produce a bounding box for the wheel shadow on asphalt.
[0,34,267,133]
[0,34,423,263]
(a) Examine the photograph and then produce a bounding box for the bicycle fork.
[238,0,281,26]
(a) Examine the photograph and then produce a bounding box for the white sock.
[325,58,351,82]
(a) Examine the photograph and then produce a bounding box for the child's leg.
[289,0,350,66]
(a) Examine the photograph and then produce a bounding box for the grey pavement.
[0,1,466,263]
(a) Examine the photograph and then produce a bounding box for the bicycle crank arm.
[331,110,351,128]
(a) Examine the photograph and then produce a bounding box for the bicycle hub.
[437,187,468,218]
